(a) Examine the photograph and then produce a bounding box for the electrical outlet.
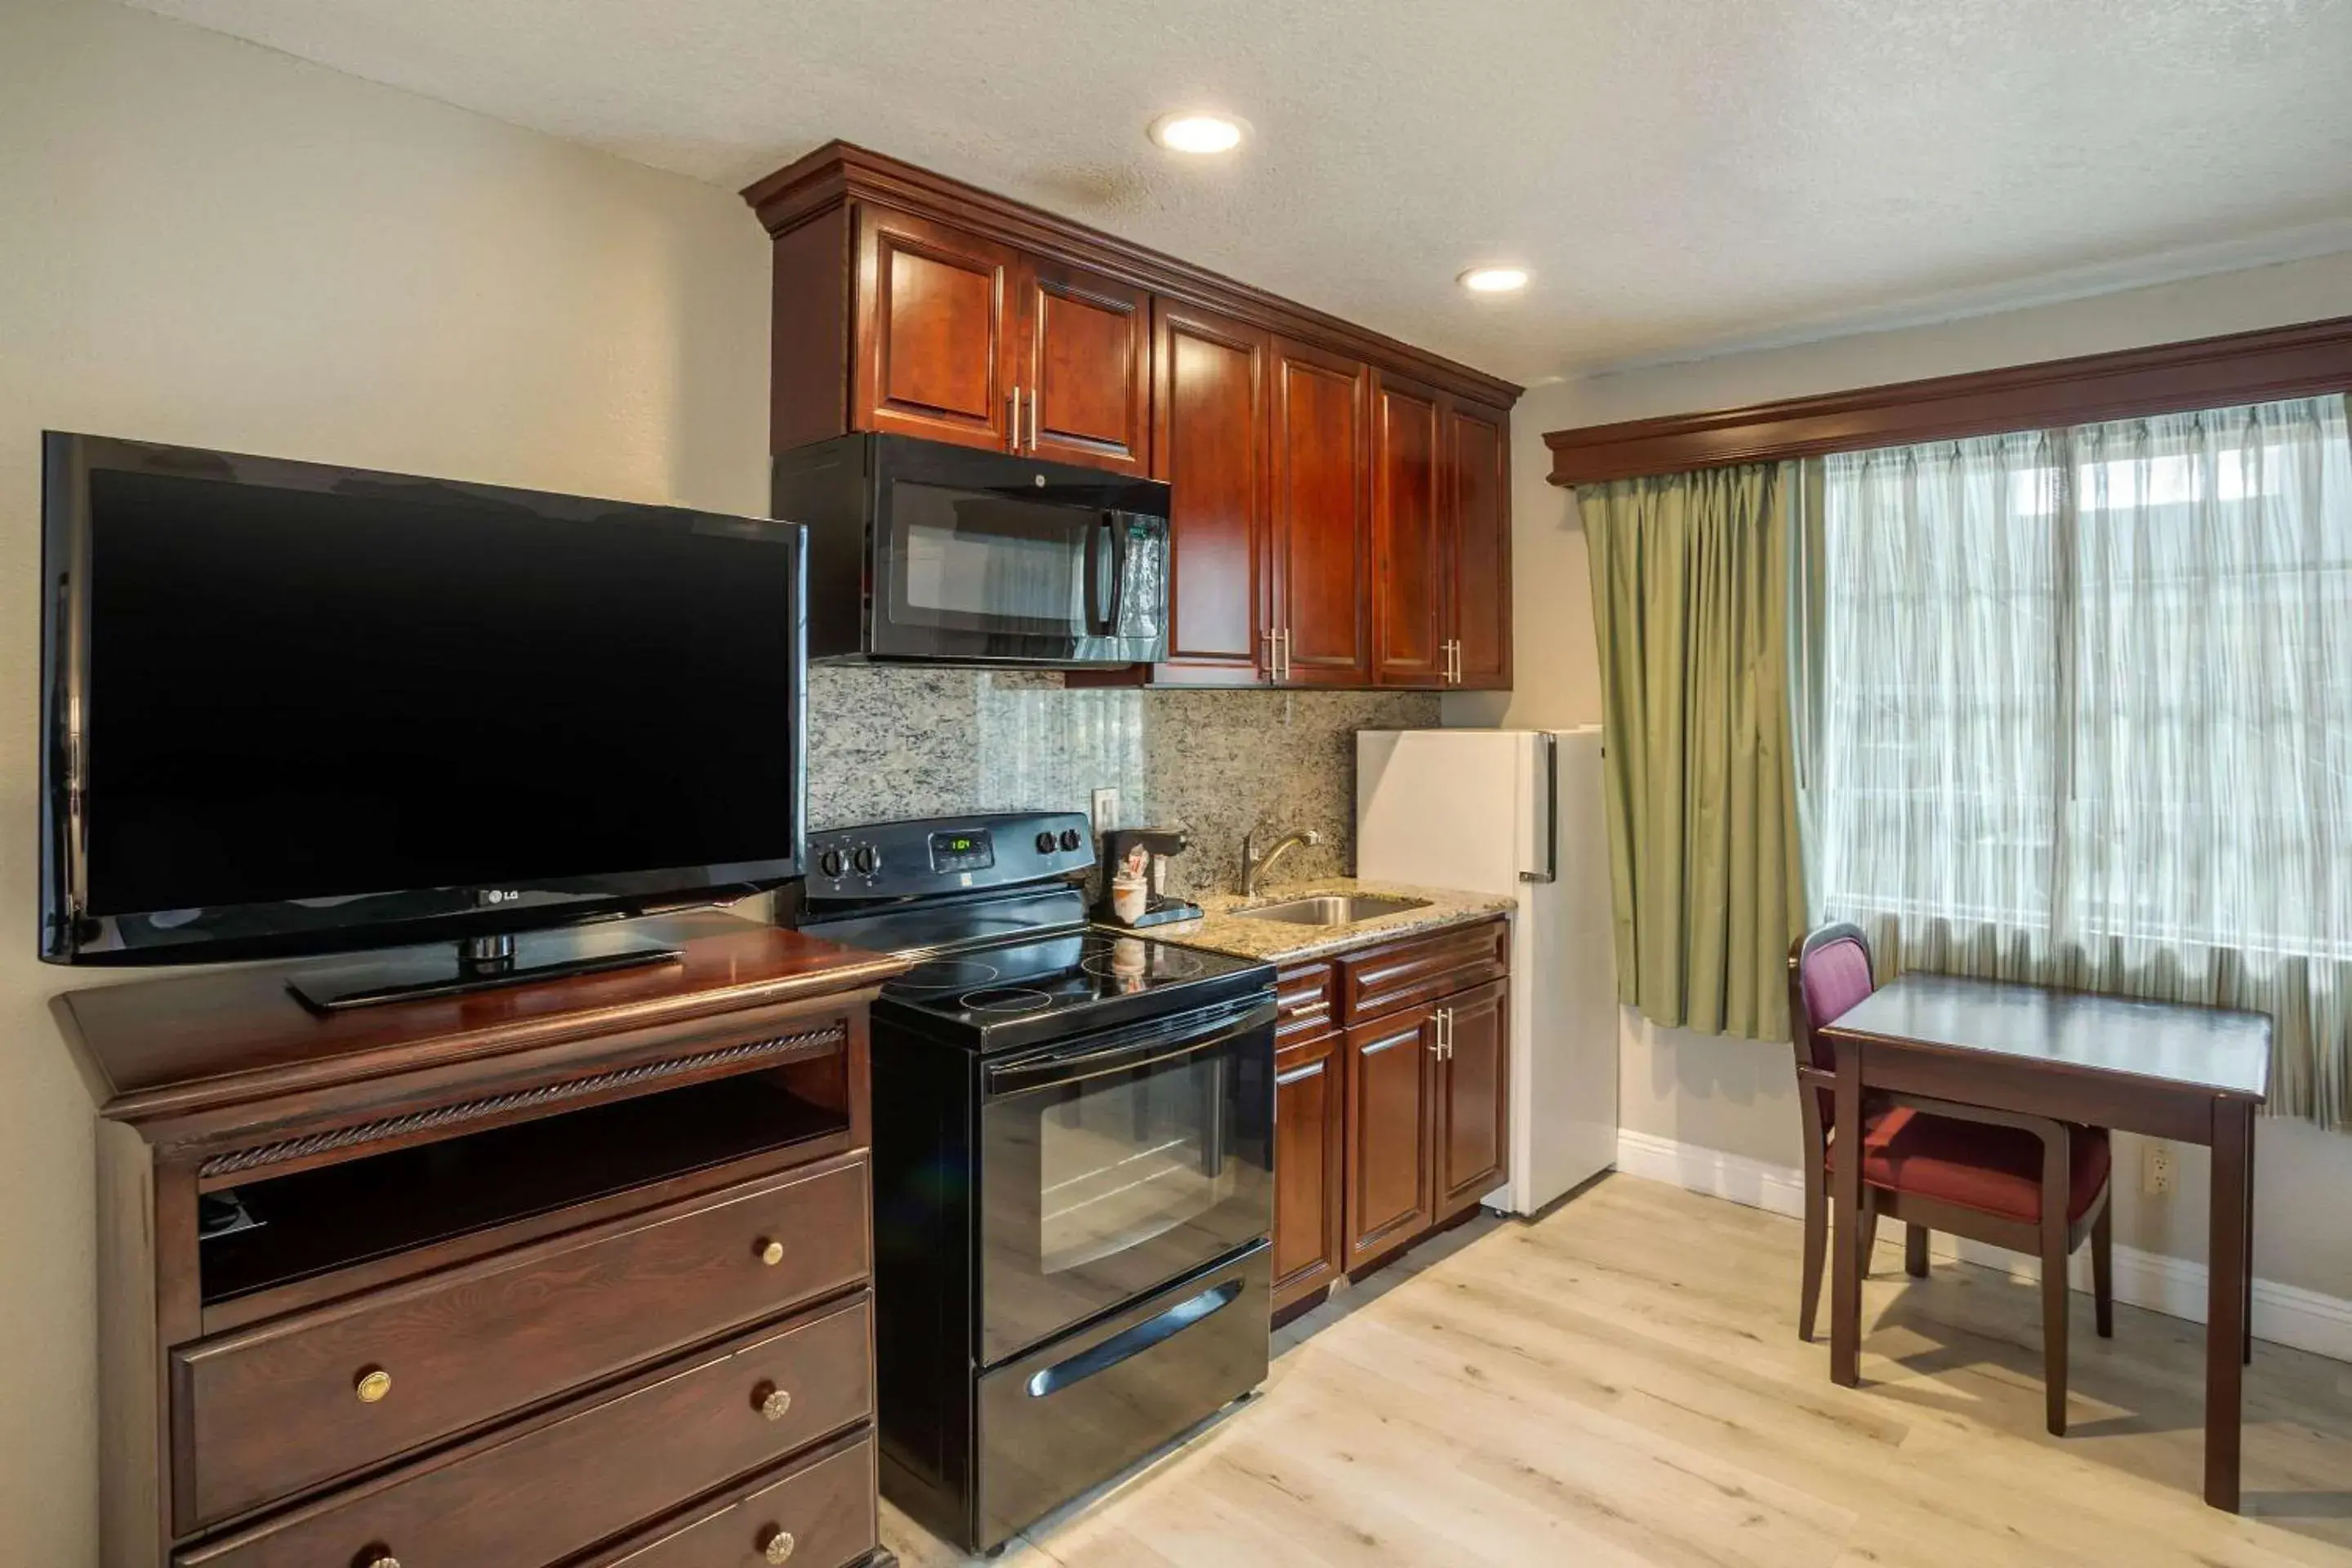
[2145,1141,2176,1196]
[1090,788,1121,835]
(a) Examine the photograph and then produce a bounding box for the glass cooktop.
[875,929,1271,1052]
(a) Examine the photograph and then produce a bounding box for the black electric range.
[790,811,1276,1555]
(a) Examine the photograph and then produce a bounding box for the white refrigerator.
[1356,727,1618,1214]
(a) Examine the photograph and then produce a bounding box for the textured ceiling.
[122,0,2352,383]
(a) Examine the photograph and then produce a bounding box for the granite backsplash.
[804,667,1440,897]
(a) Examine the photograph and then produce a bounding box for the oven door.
[869,439,1169,666]
[976,993,1274,1365]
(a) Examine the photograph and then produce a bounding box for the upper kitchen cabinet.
[743,143,1520,684]
[1021,256,1152,474]
[1371,371,1448,687]
[839,207,1149,468]
[1446,399,1513,689]
[1152,301,1272,684]
[853,206,1022,452]
[1270,338,1373,688]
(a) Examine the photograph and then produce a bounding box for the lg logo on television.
[478,889,523,905]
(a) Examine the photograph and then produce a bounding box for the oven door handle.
[984,1000,1275,1096]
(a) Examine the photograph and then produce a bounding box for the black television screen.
[41,433,806,966]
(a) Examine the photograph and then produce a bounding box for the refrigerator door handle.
[1521,732,1559,883]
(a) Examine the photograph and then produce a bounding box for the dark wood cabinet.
[65,916,905,1568]
[1263,920,1511,1300]
[1436,979,1511,1216]
[853,206,1022,452]
[1270,338,1374,688]
[1343,1008,1435,1269]
[746,144,1519,692]
[1150,301,1272,684]
[1372,372,1448,686]
[1021,256,1151,474]
[1446,400,1513,689]
[1272,1028,1346,1316]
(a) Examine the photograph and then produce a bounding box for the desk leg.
[1830,1041,1864,1388]
[2206,1099,2251,1512]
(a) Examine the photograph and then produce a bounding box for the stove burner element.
[1078,942,1207,982]
[958,987,1055,1016]
[889,959,1002,993]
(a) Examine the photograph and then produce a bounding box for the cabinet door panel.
[1372,373,1446,687]
[1437,981,1510,1216]
[1153,304,1271,682]
[1269,339,1371,687]
[1447,400,1512,689]
[1024,260,1150,474]
[1344,1010,1432,1268]
[1272,1031,1344,1310]
[856,207,1017,451]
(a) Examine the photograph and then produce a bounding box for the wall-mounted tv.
[40,433,806,1006]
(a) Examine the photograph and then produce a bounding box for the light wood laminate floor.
[885,1174,2352,1568]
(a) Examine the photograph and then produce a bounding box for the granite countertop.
[1138,876,1516,965]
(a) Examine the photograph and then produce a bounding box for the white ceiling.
[124,0,2352,385]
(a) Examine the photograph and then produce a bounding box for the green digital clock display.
[928,829,995,871]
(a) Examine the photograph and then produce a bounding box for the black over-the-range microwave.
[771,434,1172,667]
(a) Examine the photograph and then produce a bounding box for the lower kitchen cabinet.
[1267,920,1512,1318]
[1435,979,1510,1217]
[1343,1009,1436,1270]
[1272,1029,1346,1312]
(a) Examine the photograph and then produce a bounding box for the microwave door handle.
[1104,512,1131,631]
[1081,511,1112,635]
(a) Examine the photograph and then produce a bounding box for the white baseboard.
[1613,1129,2352,1365]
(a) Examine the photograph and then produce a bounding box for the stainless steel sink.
[1231,893,1429,926]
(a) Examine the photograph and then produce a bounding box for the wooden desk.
[1820,973,2271,1512]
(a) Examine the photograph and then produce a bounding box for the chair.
[1788,922,2115,1436]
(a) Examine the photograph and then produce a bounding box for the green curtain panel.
[1579,463,1807,1042]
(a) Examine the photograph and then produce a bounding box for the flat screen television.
[40,433,806,1007]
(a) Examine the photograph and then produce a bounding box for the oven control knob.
[817,849,844,879]
[1035,831,1057,854]
[851,845,879,876]
[1058,829,1082,852]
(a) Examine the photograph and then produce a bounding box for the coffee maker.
[1096,826,1201,928]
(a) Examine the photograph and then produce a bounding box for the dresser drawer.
[177,1294,875,1568]
[593,1431,879,1568]
[1274,961,1336,1045]
[173,1153,871,1531]
[1336,918,1508,1022]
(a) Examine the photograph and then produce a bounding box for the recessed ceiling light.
[1149,112,1246,155]
[1459,266,1530,295]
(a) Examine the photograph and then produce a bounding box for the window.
[1802,395,2352,1122]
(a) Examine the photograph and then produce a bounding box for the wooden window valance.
[1544,314,2352,486]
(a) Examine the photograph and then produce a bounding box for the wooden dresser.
[57,915,908,1568]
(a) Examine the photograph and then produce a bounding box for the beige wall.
[0,2,771,1557]
[1448,248,2352,1304]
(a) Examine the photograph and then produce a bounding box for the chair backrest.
[1786,922,1875,1147]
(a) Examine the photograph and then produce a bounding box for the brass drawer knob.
[362,1552,400,1568]
[754,1381,793,1422]
[757,1238,785,1267]
[759,1524,796,1563]
[354,1368,392,1404]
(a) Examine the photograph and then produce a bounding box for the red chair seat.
[1831,1107,2110,1223]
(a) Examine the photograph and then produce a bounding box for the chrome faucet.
[1241,826,1321,898]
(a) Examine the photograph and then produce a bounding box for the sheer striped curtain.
[1797,394,2352,1126]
